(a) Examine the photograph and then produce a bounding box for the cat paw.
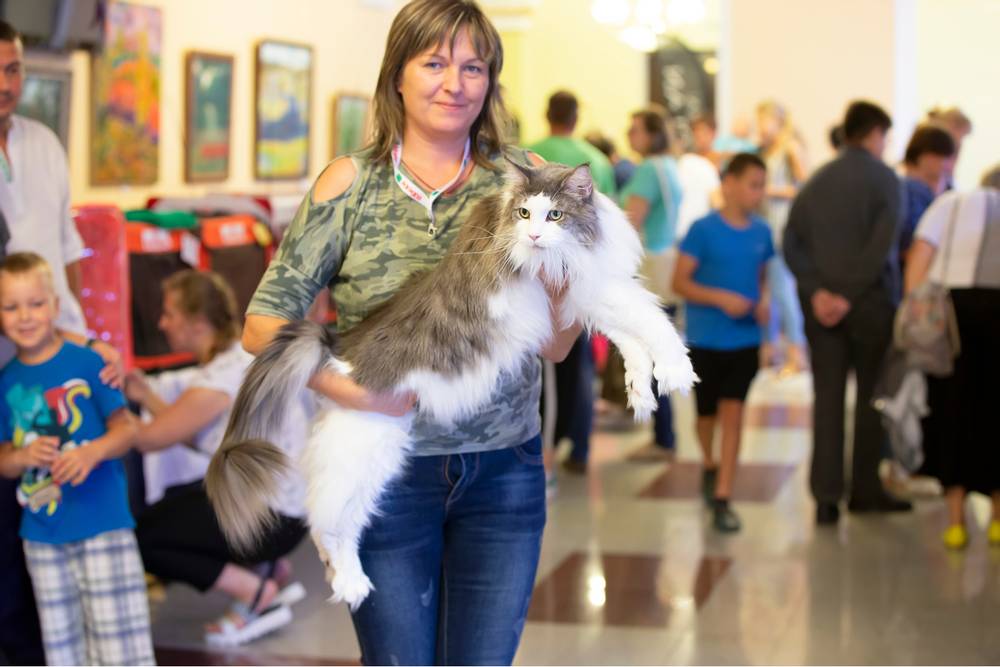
[626,384,657,422]
[653,359,699,395]
[328,569,374,611]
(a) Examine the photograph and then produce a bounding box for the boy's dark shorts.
[689,346,760,416]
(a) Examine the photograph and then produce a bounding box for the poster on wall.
[185,52,234,182]
[255,40,312,180]
[330,93,370,159]
[16,58,72,148]
[648,38,716,151]
[90,1,161,186]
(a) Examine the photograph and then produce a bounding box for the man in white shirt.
[0,21,87,335]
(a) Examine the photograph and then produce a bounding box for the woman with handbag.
[904,166,1000,549]
[620,105,684,461]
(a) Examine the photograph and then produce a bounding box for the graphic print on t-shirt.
[7,379,93,516]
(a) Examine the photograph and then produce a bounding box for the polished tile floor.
[150,369,1000,665]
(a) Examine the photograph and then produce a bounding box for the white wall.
[916,0,1000,188]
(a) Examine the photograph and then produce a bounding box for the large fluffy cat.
[205,160,696,609]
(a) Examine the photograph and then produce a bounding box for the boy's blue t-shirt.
[679,212,775,350]
[0,342,133,544]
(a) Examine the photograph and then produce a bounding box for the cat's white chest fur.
[398,276,551,426]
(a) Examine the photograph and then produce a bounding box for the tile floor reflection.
[148,369,1000,665]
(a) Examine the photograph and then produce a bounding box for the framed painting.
[16,57,72,148]
[90,1,161,185]
[184,51,234,182]
[255,40,312,180]
[330,93,370,159]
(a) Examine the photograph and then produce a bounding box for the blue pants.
[654,305,678,450]
[349,436,547,666]
[767,254,806,346]
[555,335,595,463]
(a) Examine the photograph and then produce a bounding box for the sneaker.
[701,467,718,504]
[712,499,741,533]
[988,520,1000,546]
[942,524,969,550]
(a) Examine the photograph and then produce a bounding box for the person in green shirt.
[528,91,616,197]
[528,91,613,475]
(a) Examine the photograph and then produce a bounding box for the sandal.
[204,602,292,647]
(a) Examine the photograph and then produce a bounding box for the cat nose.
[528,233,541,242]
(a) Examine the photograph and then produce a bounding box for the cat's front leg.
[588,279,697,395]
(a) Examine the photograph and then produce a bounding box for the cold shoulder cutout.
[313,156,359,204]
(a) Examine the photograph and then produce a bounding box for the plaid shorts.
[23,528,155,666]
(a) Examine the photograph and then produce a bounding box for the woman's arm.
[904,239,937,295]
[132,388,232,453]
[624,195,650,233]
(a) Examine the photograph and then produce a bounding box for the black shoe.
[701,467,718,504]
[712,499,741,533]
[816,502,840,525]
[561,458,587,476]
[847,496,913,514]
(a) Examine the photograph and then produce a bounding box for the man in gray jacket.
[784,100,911,525]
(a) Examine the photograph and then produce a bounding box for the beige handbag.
[638,157,679,304]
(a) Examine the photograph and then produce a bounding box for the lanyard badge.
[391,139,471,238]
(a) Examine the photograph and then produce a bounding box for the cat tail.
[206,319,341,554]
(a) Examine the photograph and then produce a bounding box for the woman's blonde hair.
[756,99,802,153]
[982,164,1000,190]
[369,0,508,168]
[162,270,241,361]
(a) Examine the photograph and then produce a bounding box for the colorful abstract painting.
[91,1,161,185]
[185,52,233,182]
[255,41,312,180]
[331,93,370,159]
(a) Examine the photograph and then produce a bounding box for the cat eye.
[516,207,530,219]
[546,210,564,222]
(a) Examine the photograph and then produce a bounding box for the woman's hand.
[124,369,151,405]
[91,341,125,389]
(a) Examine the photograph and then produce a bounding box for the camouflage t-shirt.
[247,146,542,456]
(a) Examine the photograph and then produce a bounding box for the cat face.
[501,161,601,284]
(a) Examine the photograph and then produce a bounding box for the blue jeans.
[654,305,677,450]
[350,435,547,666]
[767,254,806,346]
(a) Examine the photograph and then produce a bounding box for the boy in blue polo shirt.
[673,153,774,533]
[0,252,153,665]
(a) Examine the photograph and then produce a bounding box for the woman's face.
[397,29,489,142]
[756,110,779,144]
[627,116,652,156]
[158,289,200,354]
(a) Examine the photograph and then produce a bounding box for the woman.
[620,105,683,461]
[240,1,577,663]
[906,166,1000,550]
[127,271,309,646]
[756,100,808,374]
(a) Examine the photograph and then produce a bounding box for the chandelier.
[591,0,707,52]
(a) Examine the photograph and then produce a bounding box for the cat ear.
[504,157,533,186]
[562,164,594,200]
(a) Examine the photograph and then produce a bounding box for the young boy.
[672,153,774,533]
[0,252,153,665]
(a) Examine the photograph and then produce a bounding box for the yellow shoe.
[988,521,1000,546]
[942,525,969,550]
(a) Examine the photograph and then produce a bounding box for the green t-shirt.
[527,135,617,196]
[619,156,683,253]
[247,146,542,456]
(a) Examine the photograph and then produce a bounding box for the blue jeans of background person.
[653,305,678,450]
[555,335,595,464]
[767,255,806,346]
[349,435,547,666]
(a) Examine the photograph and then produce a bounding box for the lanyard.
[391,138,470,237]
